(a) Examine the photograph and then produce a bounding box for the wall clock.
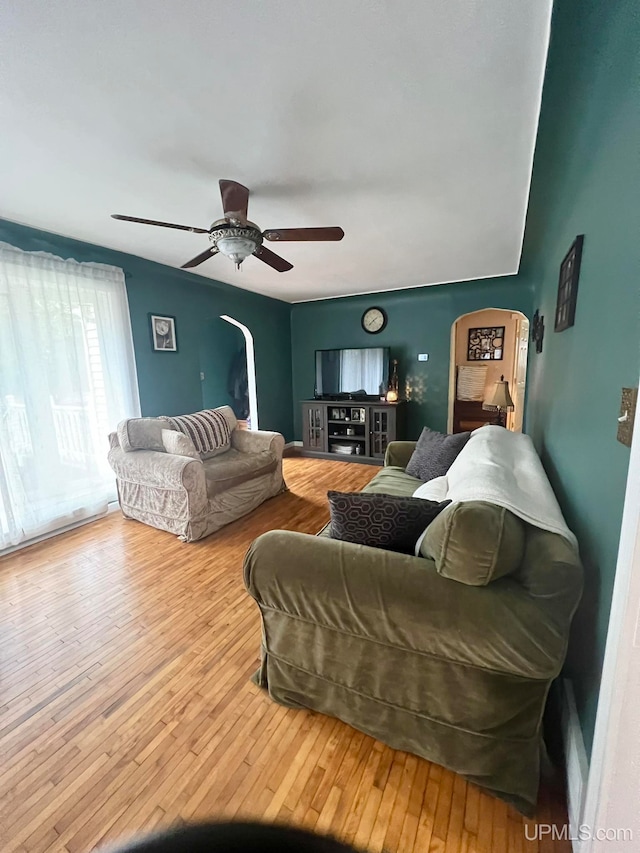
[361,306,387,334]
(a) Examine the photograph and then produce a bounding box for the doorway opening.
[448,308,529,433]
[220,315,258,430]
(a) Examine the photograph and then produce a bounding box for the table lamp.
[482,375,514,427]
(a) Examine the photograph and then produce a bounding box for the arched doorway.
[447,309,529,433]
[220,315,258,430]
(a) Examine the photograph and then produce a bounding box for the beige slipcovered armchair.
[108,406,286,541]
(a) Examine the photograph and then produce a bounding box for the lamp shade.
[483,375,514,410]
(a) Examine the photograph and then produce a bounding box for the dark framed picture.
[149,313,178,352]
[555,235,584,332]
[467,326,505,361]
[531,310,545,354]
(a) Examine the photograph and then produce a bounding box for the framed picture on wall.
[554,235,584,332]
[149,314,178,352]
[467,326,505,360]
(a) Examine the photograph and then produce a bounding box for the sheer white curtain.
[0,243,140,549]
[339,349,384,395]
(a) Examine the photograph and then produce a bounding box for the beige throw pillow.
[117,417,167,453]
[161,429,200,459]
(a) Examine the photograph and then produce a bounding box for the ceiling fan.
[111,180,344,272]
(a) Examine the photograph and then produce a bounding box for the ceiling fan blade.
[181,246,219,269]
[262,227,345,242]
[219,179,249,224]
[111,214,209,234]
[253,245,293,272]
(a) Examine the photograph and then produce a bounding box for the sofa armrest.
[108,446,205,491]
[384,441,416,469]
[244,530,568,679]
[231,429,285,458]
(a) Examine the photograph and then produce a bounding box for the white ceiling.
[0,1,551,303]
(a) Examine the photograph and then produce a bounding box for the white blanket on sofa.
[413,425,578,549]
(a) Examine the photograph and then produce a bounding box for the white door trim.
[580,379,640,852]
[220,314,259,430]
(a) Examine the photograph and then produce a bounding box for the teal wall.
[520,0,640,754]
[291,278,533,440]
[0,219,294,440]
[199,319,243,414]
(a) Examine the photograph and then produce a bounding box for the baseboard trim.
[0,502,117,557]
[283,441,303,458]
[562,678,589,852]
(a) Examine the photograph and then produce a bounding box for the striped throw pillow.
[457,366,489,401]
[162,409,231,457]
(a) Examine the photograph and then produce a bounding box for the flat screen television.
[314,347,390,400]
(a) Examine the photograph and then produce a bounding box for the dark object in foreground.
[104,821,358,853]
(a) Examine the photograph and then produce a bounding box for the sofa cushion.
[162,408,232,458]
[161,428,199,459]
[328,491,450,555]
[203,448,277,497]
[405,427,471,481]
[117,417,170,453]
[362,466,424,498]
[419,500,526,585]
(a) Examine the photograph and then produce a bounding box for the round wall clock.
[361,306,387,334]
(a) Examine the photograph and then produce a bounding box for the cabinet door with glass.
[369,406,397,459]
[302,403,327,452]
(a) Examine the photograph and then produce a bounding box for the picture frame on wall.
[467,326,505,361]
[149,313,178,352]
[554,235,584,332]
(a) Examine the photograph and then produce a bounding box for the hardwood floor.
[0,457,571,852]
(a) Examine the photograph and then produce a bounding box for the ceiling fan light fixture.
[111,180,343,274]
[215,235,257,267]
[209,222,262,268]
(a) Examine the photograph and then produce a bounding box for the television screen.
[315,347,390,399]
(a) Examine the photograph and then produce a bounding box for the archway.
[220,315,258,430]
[447,309,529,433]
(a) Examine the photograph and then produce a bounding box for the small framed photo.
[149,314,178,352]
[555,235,584,332]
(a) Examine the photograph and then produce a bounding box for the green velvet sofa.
[243,439,582,815]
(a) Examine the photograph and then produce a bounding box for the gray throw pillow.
[405,427,471,482]
[327,490,451,554]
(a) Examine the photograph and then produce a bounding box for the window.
[0,243,140,549]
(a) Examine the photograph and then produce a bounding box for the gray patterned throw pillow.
[327,491,451,554]
[161,408,231,458]
[405,427,471,482]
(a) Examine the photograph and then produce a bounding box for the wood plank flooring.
[0,457,572,852]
